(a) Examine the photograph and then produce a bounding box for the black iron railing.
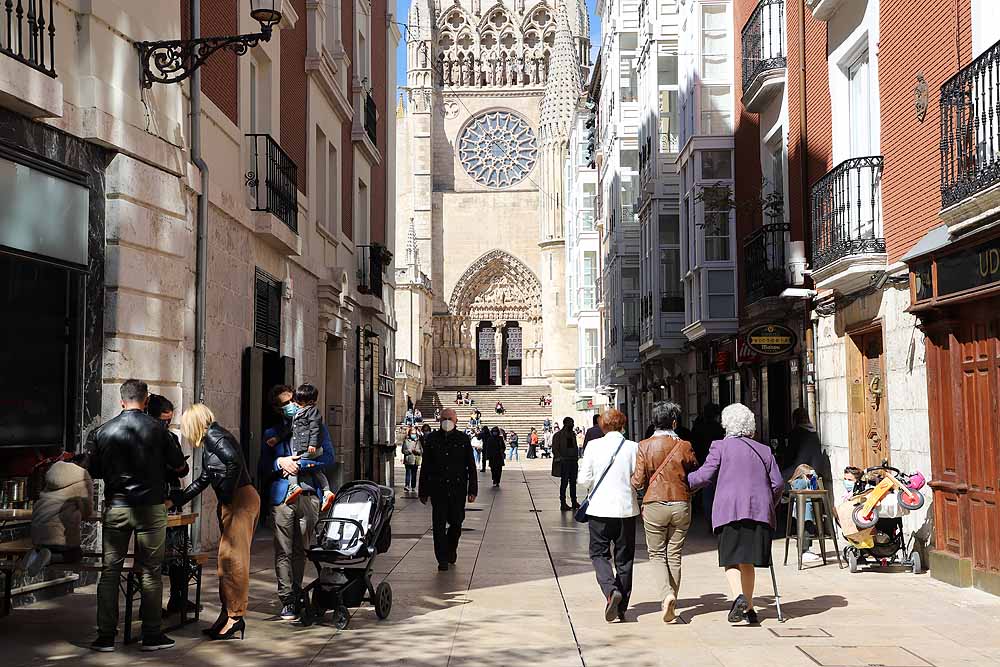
[246,134,298,232]
[743,221,790,303]
[357,244,388,299]
[365,91,377,147]
[810,156,884,271]
[741,0,785,93]
[2,0,56,77]
[940,38,1000,208]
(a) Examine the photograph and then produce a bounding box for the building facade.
[0,0,400,553]
[394,0,590,420]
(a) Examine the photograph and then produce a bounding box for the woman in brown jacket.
[630,401,699,623]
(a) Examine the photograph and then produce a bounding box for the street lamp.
[137,0,282,88]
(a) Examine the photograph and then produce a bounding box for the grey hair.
[651,401,682,431]
[721,403,756,438]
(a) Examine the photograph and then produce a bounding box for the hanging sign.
[745,324,797,356]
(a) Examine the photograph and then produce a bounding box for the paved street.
[3,458,1000,667]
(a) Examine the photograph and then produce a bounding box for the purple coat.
[688,436,784,531]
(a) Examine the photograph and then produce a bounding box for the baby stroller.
[297,480,395,629]
[839,463,925,575]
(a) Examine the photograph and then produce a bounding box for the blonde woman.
[172,404,260,640]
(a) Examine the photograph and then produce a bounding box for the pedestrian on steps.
[631,402,699,623]
[418,408,478,572]
[485,426,505,486]
[551,417,580,511]
[578,409,640,623]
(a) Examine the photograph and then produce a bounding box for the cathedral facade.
[394,0,589,417]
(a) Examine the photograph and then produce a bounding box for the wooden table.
[0,508,33,531]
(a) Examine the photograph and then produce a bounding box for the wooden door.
[847,329,889,469]
[957,319,1000,579]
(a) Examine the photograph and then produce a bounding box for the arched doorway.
[438,250,542,386]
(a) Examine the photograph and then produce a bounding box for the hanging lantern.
[250,0,282,30]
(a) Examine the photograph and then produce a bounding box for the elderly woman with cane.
[688,403,783,625]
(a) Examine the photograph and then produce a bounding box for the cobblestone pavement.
[3,458,1000,666]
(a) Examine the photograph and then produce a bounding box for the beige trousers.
[218,484,261,617]
[642,501,691,603]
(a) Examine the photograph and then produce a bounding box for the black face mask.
[160,419,171,429]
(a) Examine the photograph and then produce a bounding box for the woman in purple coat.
[688,403,784,625]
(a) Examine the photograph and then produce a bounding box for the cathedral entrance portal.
[435,250,542,386]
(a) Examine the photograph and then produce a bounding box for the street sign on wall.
[745,324,797,356]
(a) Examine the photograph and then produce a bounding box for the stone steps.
[401,385,557,435]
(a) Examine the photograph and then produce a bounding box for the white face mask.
[440,419,455,432]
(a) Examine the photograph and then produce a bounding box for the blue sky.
[394,0,601,90]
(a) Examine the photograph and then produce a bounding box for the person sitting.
[434,408,441,421]
[404,408,415,426]
[414,408,423,424]
[788,464,821,564]
[495,401,506,415]
[456,391,464,405]
[539,395,546,407]
[464,392,472,405]
[19,455,94,576]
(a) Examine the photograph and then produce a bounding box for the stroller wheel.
[374,582,393,620]
[898,489,925,511]
[848,550,859,573]
[911,551,923,574]
[333,605,350,630]
[852,505,879,530]
[299,601,315,627]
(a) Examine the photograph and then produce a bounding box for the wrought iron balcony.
[246,134,298,232]
[743,221,790,303]
[364,90,377,147]
[810,156,884,271]
[1,0,56,77]
[940,37,1000,209]
[741,0,785,94]
[357,244,390,299]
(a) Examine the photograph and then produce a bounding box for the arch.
[449,249,542,322]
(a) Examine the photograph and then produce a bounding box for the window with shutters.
[254,268,282,352]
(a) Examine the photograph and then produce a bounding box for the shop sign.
[745,324,797,356]
[575,398,594,411]
[936,237,1000,297]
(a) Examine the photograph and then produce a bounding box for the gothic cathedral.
[395,0,590,417]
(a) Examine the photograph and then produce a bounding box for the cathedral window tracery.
[458,110,538,188]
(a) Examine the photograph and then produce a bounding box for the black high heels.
[209,617,246,640]
[202,612,228,636]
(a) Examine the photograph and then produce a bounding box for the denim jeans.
[507,445,519,461]
[404,464,419,488]
[473,449,482,465]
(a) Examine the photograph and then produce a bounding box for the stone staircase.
[403,385,556,436]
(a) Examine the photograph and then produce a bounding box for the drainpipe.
[191,0,209,404]
[798,0,815,427]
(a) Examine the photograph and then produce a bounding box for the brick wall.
[879,0,971,263]
[280,0,308,195]
[785,0,832,262]
[370,0,388,246]
[180,0,239,125]
[341,0,355,240]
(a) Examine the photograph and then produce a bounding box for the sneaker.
[140,633,175,652]
[728,594,748,624]
[279,603,298,620]
[89,636,115,652]
[745,609,760,625]
[437,562,449,571]
[604,589,623,623]
[20,547,51,577]
[801,551,822,564]
[662,595,677,623]
[321,491,336,512]
[285,485,303,505]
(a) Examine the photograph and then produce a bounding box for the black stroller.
[297,480,395,629]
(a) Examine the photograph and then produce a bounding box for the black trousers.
[588,516,637,608]
[489,458,503,485]
[560,460,578,505]
[431,494,466,565]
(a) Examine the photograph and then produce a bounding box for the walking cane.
[769,564,786,623]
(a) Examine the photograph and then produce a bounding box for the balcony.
[621,203,638,225]
[580,211,596,232]
[394,359,421,380]
[0,0,62,118]
[939,37,1000,227]
[741,0,786,112]
[575,366,597,392]
[743,221,790,304]
[804,0,847,22]
[578,285,596,311]
[246,134,300,255]
[810,156,886,292]
[364,90,377,147]
[357,244,390,300]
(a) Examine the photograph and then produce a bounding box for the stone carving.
[448,249,542,321]
[458,110,538,188]
[442,99,460,118]
[914,72,928,123]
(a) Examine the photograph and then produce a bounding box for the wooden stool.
[784,488,843,570]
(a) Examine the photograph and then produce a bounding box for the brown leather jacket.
[630,434,699,503]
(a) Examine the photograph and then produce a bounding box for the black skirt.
[716,520,772,568]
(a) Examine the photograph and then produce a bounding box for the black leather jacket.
[87,409,187,507]
[176,423,253,506]
[418,429,478,499]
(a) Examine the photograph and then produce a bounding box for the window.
[249,55,270,132]
[249,61,257,132]
[620,58,637,102]
[328,142,339,234]
[706,269,734,318]
[358,31,369,82]
[701,150,732,179]
[357,179,369,244]
[701,85,731,135]
[701,4,728,81]
[254,268,282,352]
[658,54,678,86]
[659,90,679,152]
[847,49,873,157]
[620,32,638,51]
[325,0,340,49]
[622,266,640,291]
[766,140,783,218]
[584,329,598,364]
[659,214,683,312]
[315,128,327,229]
[658,212,679,246]
[703,187,730,261]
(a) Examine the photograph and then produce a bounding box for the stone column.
[495,323,504,386]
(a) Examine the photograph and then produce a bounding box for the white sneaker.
[20,548,51,577]
[801,551,822,563]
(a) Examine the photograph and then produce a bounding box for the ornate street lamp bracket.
[137,28,273,88]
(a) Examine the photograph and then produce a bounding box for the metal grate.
[246,133,298,232]
[741,0,785,93]
[743,221,790,303]
[254,268,281,352]
[810,156,885,270]
[1,0,57,77]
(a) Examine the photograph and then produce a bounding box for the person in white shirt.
[578,408,640,623]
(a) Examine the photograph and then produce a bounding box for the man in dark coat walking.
[483,426,505,487]
[418,408,478,571]
[551,417,580,511]
[582,414,604,454]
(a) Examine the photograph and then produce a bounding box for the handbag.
[575,438,626,523]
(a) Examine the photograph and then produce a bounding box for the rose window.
[458,111,538,188]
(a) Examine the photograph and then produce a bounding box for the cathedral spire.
[538,1,583,143]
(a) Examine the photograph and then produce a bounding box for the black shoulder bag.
[575,438,626,523]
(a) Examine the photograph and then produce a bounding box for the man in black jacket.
[418,408,478,571]
[86,379,187,653]
[551,417,580,511]
[582,414,604,454]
